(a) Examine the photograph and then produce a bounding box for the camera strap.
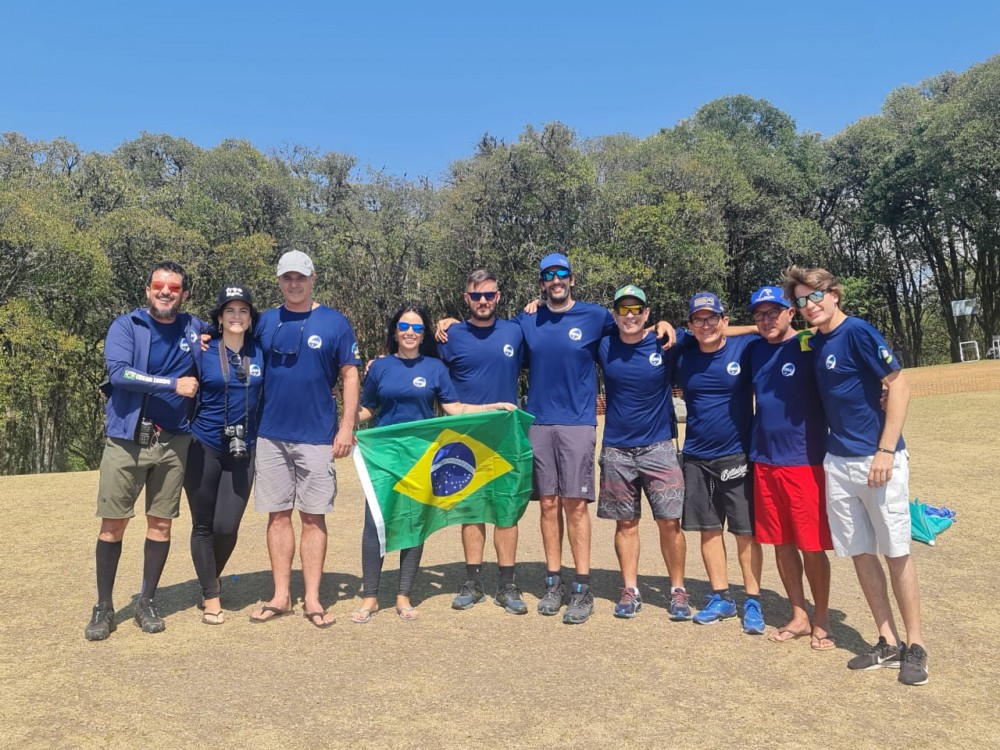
[219,341,250,439]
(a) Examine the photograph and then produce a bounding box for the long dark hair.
[386,303,438,358]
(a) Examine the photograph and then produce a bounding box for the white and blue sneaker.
[741,598,766,634]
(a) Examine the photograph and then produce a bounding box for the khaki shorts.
[823,451,911,558]
[96,433,192,519]
[254,437,337,514]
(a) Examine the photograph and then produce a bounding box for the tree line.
[3,55,998,475]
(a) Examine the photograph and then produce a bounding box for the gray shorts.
[254,437,337,514]
[96,432,191,520]
[682,453,754,535]
[824,451,911,558]
[530,424,596,502]
[598,441,684,521]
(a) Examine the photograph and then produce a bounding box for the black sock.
[546,570,561,582]
[575,574,591,588]
[140,539,170,601]
[714,589,732,600]
[465,563,482,583]
[95,539,123,606]
[498,565,515,587]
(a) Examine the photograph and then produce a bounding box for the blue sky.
[4,1,998,182]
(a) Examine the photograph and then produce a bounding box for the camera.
[137,418,156,448]
[223,424,247,458]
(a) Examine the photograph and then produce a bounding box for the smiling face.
[793,283,842,332]
[395,310,425,357]
[279,271,314,311]
[752,302,795,343]
[464,279,500,323]
[219,301,252,335]
[689,310,727,351]
[146,269,189,321]
[613,297,649,342]
[540,267,574,307]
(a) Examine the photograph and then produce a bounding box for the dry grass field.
[1,361,997,749]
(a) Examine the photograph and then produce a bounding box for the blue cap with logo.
[688,291,724,317]
[748,285,791,311]
[539,252,572,273]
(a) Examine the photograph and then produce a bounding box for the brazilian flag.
[353,409,535,554]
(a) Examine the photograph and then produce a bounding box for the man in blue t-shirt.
[437,269,529,615]
[746,285,834,650]
[251,250,362,629]
[785,266,927,686]
[597,285,691,622]
[85,261,203,641]
[671,292,765,634]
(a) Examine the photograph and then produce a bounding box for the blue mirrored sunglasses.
[397,322,425,333]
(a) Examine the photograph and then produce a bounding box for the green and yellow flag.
[353,409,535,554]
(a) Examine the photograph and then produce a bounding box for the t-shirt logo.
[351,342,360,360]
[726,362,741,376]
[568,328,582,341]
[878,345,893,364]
[503,344,515,358]
[307,335,322,349]
[249,364,262,377]
[825,354,837,370]
[649,352,662,367]
[179,339,190,352]
[781,362,795,377]
[413,377,427,388]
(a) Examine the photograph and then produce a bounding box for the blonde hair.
[783,265,842,306]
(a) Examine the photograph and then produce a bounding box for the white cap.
[276,250,315,277]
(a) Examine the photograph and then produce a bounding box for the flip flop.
[304,610,336,629]
[349,607,378,624]
[767,627,810,643]
[202,610,225,626]
[197,579,223,611]
[249,605,294,624]
[395,606,419,621]
[811,634,837,651]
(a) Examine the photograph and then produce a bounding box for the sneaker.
[847,636,902,671]
[692,593,738,625]
[742,598,765,635]
[134,598,166,634]
[563,583,595,624]
[84,603,116,641]
[494,583,529,615]
[899,643,929,686]
[669,587,693,621]
[537,576,566,616]
[614,587,642,619]
[452,580,485,610]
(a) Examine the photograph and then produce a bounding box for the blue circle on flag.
[430,442,477,497]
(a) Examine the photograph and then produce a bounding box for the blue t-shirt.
[257,305,362,445]
[438,320,523,404]
[599,331,676,448]
[192,338,265,452]
[671,331,755,459]
[515,302,615,426]
[809,316,904,457]
[361,355,459,427]
[142,310,196,432]
[749,333,828,466]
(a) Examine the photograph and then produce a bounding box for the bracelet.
[876,447,895,455]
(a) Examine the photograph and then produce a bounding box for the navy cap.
[748,285,791,311]
[688,291,724,317]
[539,252,571,273]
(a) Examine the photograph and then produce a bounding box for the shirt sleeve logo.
[878,345,893,364]
[825,354,837,370]
[726,362,741,376]
[351,342,360,360]
[568,327,583,341]
[307,335,323,349]
[503,344,515,358]
[648,352,663,367]
[781,362,795,377]
[412,377,427,388]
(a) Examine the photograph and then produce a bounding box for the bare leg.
[701,529,729,590]
[772,544,811,635]
[655,518,686,589]
[802,550,832,640]
[255,510,294,619]
[493,525,518,567]
[735,534,762,596]
[300,511,334,625]
[562,498,591,576]
[885,553,923,647]
[614,520,640,589]
[852,553,900,645]
[461,523,486,565]
[539,495,564,572]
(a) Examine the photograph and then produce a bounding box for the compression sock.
[95,539,123,605]
[139,539,170,601]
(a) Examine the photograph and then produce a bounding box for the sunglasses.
[689,314,722,328]
[228,353,247,382]
[397,322,426,333]
[149,281,183,294]
[541,268,571,282]
[751,308,786,322]
[793,290,826,308]
[271,320,305,358]
[616,304,644,316]
[467,291,498,302]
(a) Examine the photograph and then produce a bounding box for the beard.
[470,305,496,321]
[148,297,182,321]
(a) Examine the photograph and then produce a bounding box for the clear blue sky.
[4,1,998,182]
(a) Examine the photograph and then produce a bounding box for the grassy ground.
[1,362,997,749]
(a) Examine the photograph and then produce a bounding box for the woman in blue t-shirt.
[352,303,514,623]
[182,284,264,625]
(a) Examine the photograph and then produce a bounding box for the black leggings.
[361,502,423,598]
[183,439,254,600]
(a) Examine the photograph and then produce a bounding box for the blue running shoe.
[669,587,693,621]
[742,598,765,634]
[692,593,737,625]
[614,587,642,618]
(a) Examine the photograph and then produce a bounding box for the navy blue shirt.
[599,331,676,447]
[192,338,265,452]
[515,302,615,426]
[141,310,196,432]
[749,333,828,466]
[809,316,903,457]
[361,355,459,427]
[438,320,523,404]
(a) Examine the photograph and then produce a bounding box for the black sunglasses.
[467,291,498,302]
[271,320,305,358]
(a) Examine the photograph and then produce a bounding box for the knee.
[98,518,129,542]
[616,520,640,536]
[146,517,172,540]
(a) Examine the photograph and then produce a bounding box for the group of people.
[83,249,929,687]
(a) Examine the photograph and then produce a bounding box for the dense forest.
[2,56,999,475]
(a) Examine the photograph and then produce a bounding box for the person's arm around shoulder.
[441,402,517,416]
[434,317,461,344]
[333,363,360,458]
[868,369,910,488]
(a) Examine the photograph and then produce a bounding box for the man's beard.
[149,298,182,321]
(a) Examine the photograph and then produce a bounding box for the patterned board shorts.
[597,440,684,521]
